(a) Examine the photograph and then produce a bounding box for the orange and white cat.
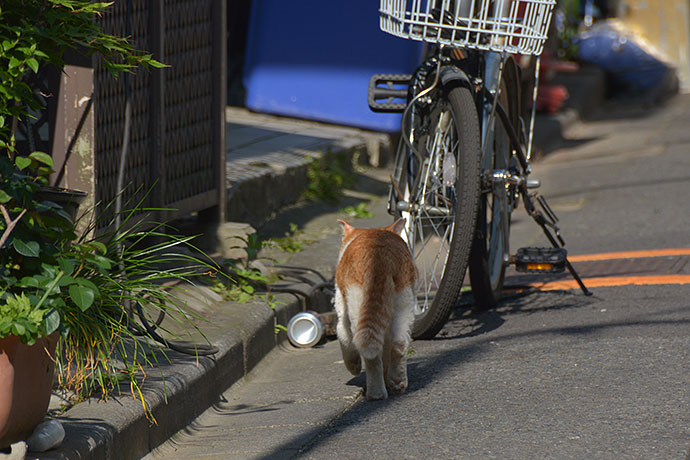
[334,219,417,400]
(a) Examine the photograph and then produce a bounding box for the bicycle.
[368,0,591,339]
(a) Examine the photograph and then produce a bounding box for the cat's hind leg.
[386,287,415,394]
[363,355,388,400]
[340,341,361,376]
[356,317,388,400]
[352,286,390,400]
[334,287,361,375]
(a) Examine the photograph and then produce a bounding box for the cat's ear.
[338,219,353,237]
[388,218,406,236]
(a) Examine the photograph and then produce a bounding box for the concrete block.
[216,221,257,260]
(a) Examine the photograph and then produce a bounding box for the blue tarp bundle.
[576,22,676,95]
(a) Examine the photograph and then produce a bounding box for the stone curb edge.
[38,294,303,460]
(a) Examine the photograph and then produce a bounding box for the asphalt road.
[148,96,690,460]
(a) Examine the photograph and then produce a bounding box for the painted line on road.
[530,275,690,291]
[568,248,690,262]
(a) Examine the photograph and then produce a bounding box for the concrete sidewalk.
[29,65,607,460]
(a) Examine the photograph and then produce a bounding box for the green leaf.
[12,323,25,336]
[76,279,100,299]
[12,239,40,257]
[36,200,61,210]
[0,190,10,204]
[69,284,95,311]
[28,152,53,167]
[148,59,168,68]
[91,255,112,270]
[26,58,39,73]
[43,310,60,335]
[89,241,108,254]
[18,276,40,288]
[40,263,58,279]
[37,166,53,176]
[57,258,75,275]
[15,156,31,170]
[53,208,73,224]
[58,275,76,286]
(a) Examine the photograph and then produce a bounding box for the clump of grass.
[54,206,223,421]
[341,202,373,219]
[267,222,310,254]
[303,153,355,203]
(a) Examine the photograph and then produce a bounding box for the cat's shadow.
[345,373,366,390]
[341,301,507,394]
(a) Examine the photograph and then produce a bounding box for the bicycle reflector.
[514,247,567,273]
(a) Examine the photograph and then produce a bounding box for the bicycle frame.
[381,45,592,296]
[369,0,588,339]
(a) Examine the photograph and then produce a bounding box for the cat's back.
[337,228,415,289]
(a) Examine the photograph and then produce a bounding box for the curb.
[39,289,303,460]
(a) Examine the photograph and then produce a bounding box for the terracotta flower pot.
[0,334,58,449]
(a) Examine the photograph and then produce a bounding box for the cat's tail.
[353,277,394,361]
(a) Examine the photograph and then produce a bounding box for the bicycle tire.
[469,77,516,309]
[399,85,481,339]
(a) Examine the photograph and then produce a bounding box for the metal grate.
[163,0,216,210]
[94,0,222,228]
[95,0,152,224]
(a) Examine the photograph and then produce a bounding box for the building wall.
[619,0,690,92]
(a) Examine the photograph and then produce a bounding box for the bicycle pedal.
[513,247,567,273]
[368,74,411,113]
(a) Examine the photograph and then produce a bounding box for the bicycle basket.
[379,0,556,55]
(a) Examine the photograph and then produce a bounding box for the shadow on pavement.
[258,169,389,239]
[252,286,690,459]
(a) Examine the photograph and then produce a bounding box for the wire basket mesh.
[379,0,556,55]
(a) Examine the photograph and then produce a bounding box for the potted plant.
[0,1,208,447]
[1,152,217,447]
[0,151,80,447]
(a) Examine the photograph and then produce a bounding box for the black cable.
[268,264,329,283]
[135,300,219,356]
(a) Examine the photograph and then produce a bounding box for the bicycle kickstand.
[520,189,593,296]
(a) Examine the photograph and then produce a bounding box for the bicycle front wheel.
[402,85,481,339]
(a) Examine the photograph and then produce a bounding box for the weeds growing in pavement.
[303,153,355,203]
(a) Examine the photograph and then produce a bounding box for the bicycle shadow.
[342,288,596,400]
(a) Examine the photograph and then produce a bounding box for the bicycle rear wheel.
[395,85,481,339]
[469,76,517,309]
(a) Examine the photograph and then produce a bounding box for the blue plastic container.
[243,1,422,132]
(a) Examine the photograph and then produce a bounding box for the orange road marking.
[530,275,690,291]
[568,248,690,262]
